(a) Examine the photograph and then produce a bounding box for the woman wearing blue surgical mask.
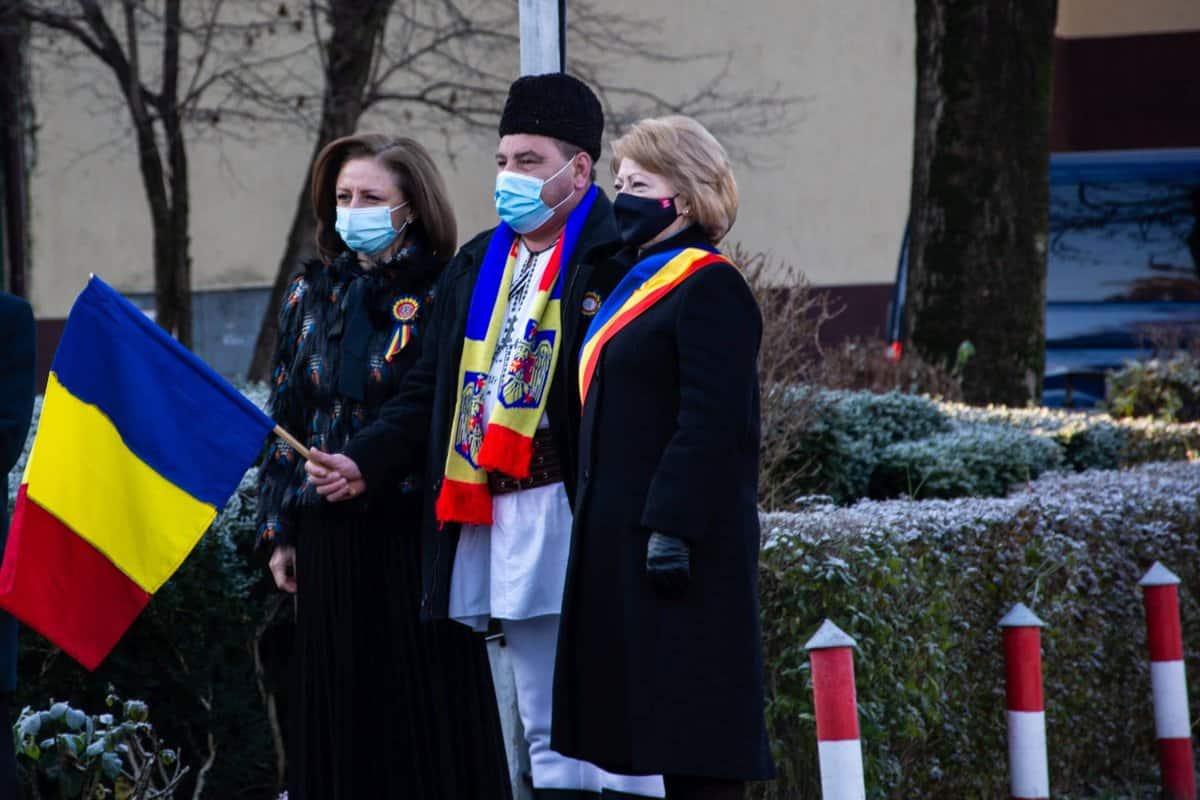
[256,133,512,799]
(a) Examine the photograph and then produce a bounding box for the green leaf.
[65,708,87,731]
[100,751,122,781]
[17,713,41,739]
[122,701,148,724]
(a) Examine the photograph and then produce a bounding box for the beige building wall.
[27,0,915,319]
[1058,0,1200,37]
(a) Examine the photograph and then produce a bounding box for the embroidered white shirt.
[449,239,573,630]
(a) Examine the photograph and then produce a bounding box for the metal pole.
[518,0,565,75]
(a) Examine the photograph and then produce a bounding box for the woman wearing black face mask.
[552,116,774,800]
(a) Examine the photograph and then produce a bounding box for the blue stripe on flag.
[50,276,274,507]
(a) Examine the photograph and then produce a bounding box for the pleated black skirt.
[289,503,511,799]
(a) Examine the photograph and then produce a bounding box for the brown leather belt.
[488,429,563,495]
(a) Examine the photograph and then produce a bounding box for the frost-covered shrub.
[940,403,1126,471]
[871,424,1064,499]
[820,390,951,448]
[1107,352,1200,422]
[942,401,1200,470]
[753,461,1200,799]
[777,390,951,504]
[15,693,186,799]
[772,389,1200,507]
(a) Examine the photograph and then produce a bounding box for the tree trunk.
[159,0,191,348]
[160,115,192,349]
[246,0,395,381]
[905,1,1057,406]
[246,153,319,382]
[130,113,180,343]
[114,0,192,347]
[0,1,31,297]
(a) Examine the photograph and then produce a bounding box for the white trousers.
[503,614,665,797]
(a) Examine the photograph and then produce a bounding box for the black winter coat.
[256,243,440,550]
[551,227,775,780]
[0,293,35,694]
[345,190,620,621]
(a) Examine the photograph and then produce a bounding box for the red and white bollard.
[999,603,1050,800]
[1139,562,1196,800]
[805,619,865,800]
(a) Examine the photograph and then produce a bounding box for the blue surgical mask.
[335,202,409,255]
[494,159,575,234]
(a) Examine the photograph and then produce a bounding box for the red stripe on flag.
[1144,585,1185,662]
[1003,627,1045,712]
[1158,737,1197,799]
[0,486,151,671]
[810,647,860,741]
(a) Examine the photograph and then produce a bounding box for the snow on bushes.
[755,460,1200,798]
[775,389,1200,506]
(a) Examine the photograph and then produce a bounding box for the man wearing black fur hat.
[307,74,664,800]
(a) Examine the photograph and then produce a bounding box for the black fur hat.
[498,73,604,162]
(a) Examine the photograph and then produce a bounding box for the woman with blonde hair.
[257,133,510,799]
[552,116,774,800]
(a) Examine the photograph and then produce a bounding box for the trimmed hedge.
[753,460,1200,799]
[945,401,1200,468]
[783,390,1200,505]
[871,424,1064,499]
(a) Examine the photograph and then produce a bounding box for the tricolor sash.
[578,246,729,405]
[436,185,598,525]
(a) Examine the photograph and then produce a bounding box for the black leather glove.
[646,531,690,595]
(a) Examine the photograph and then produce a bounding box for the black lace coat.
[256,239,441,550]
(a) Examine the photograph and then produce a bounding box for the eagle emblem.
[454,371,488,468]
[500,321,555,409]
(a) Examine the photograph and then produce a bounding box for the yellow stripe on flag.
[24,373,217,594]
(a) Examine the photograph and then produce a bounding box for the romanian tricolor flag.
[0,276,274,670]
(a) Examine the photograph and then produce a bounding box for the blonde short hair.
[611,116,738,242]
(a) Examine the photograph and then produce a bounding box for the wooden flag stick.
[272,425,312,461]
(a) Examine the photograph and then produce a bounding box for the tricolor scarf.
[579,246,729,405]
[436,185,598,525]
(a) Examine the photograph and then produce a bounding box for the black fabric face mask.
[614,192,680,247]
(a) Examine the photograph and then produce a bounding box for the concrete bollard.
[1139,562,1197,800]
[999,603,1049,800]
[805,619,866,800]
